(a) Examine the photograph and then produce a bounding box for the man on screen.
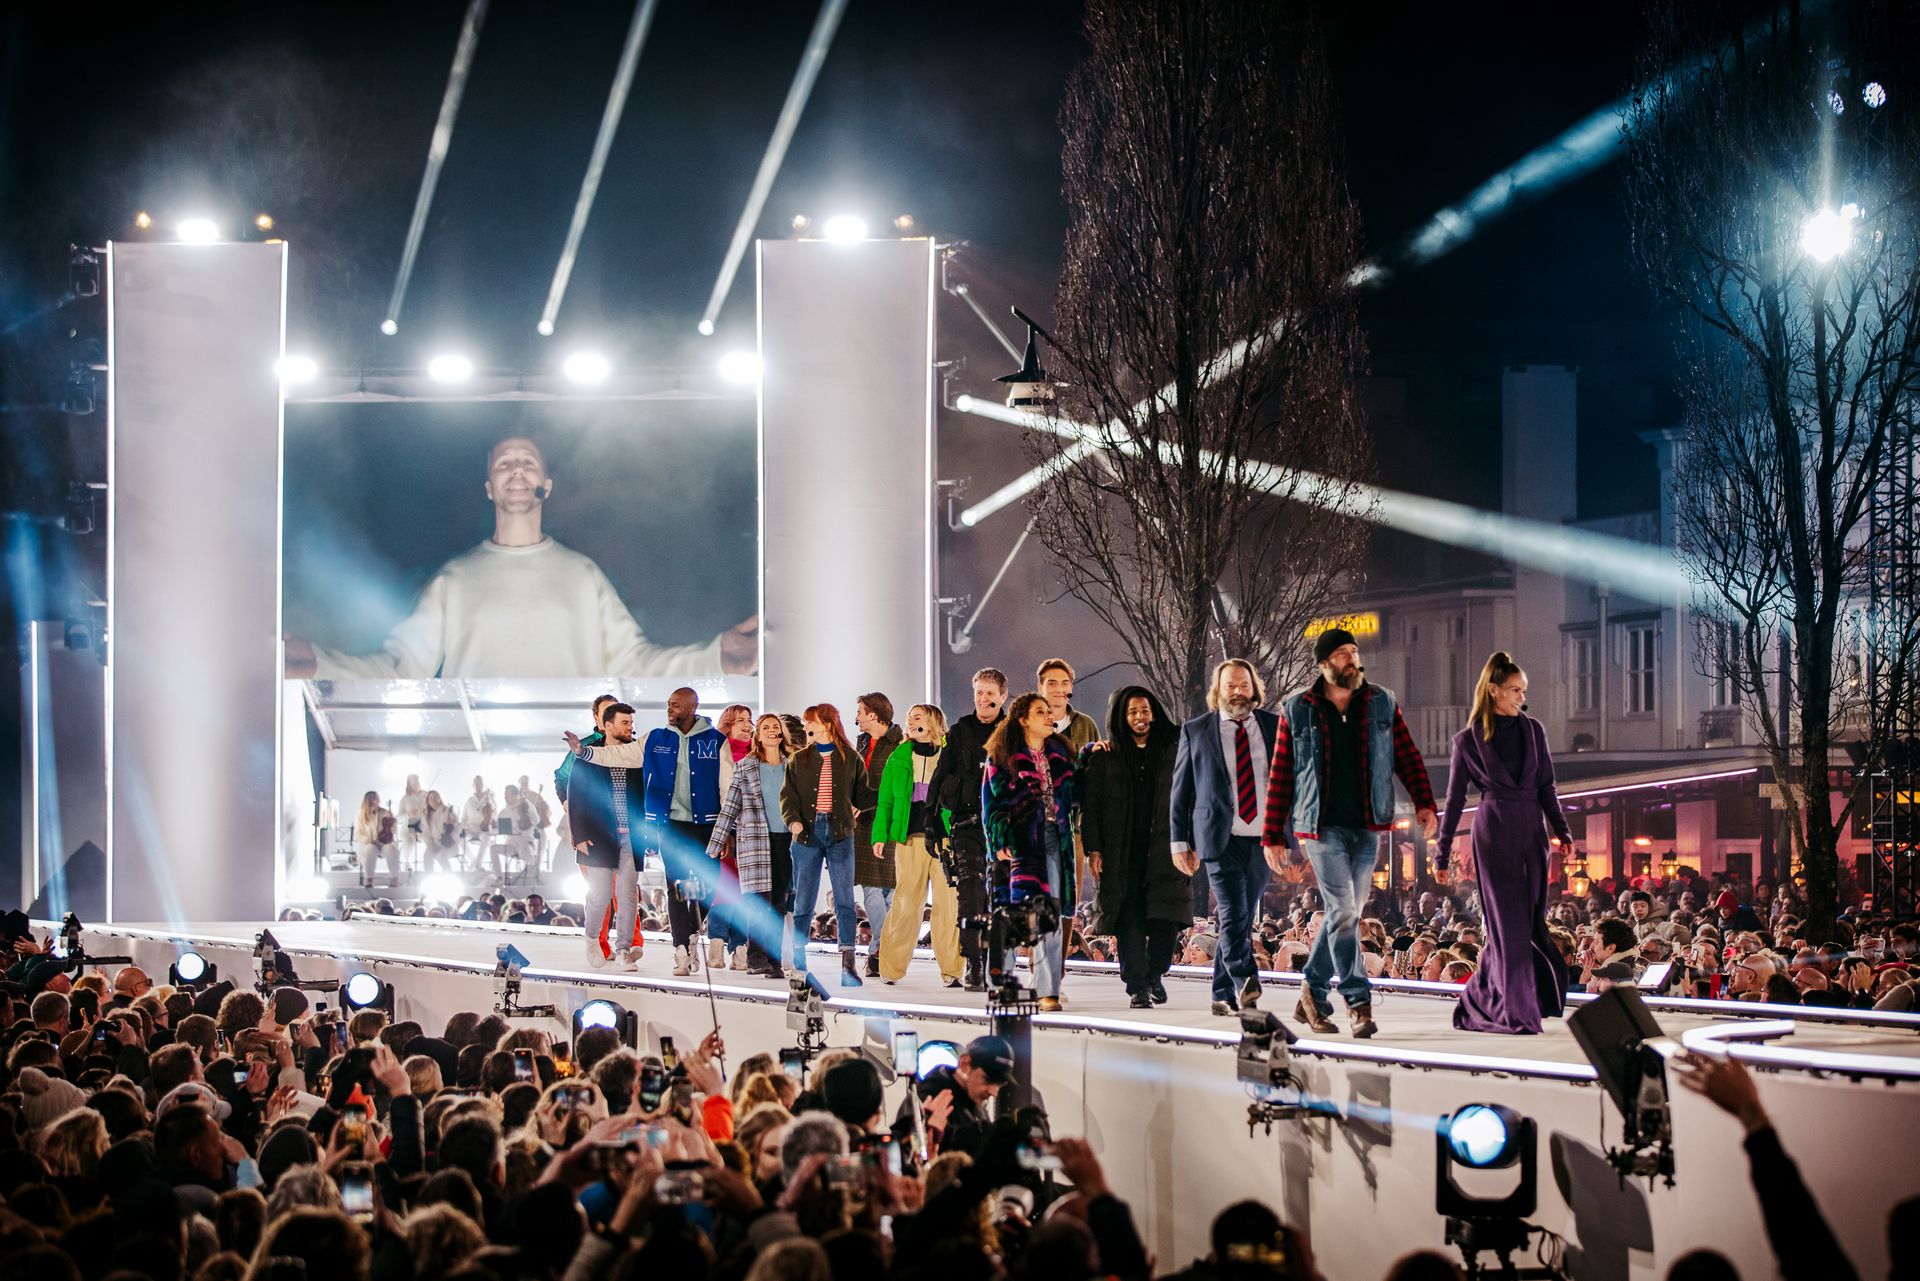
[284,435,758,679]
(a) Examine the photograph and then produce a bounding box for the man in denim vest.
[1262,628,1436,1038]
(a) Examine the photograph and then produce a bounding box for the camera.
[512,1048,535,1082]
[638,1062,668,1112]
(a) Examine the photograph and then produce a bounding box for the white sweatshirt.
[311,537,724,679]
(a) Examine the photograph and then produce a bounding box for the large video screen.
[283,398,757,682]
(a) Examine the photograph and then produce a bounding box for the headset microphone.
[1521,703,1529,712]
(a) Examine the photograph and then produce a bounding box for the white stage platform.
[76,916,1920,1281]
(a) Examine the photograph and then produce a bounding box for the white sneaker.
[730,946,749,971]
[673,945,695,977]
[707,937,725,968]
[586,937,608,969]
[613,949,638,972]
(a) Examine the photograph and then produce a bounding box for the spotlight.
[69,245,100,298]
[170,951,216,989]
[276,355,319,386]
[996,308,1056,411]
[894,214,915,231]
[822,214,868,242]
[719,351,761,385]
[419,871,465,905]
[791,214,811,232]
[1800,208,1856,263]
[916,1038,961,1077]
[1864,81,1887,109]
[562,351,610,384]
[177,219,220,244]
[572,998,638,1047]
[380,319,399,336]
[133,211,153,230]
[1569,985,1677,1184]
[427,353,474,382]
[696,319,715,336]
[1436,1102,1540,1273]
[342,970,394,1015]
[255,213,274,231]
[536,319,555,337]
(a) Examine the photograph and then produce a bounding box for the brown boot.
[1293,995,1335,1034]
[1349,1001,1377,1039]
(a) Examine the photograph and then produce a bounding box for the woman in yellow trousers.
[874,704,963,986]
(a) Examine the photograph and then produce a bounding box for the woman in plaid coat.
[707,714,788,978]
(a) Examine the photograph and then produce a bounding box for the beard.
[1221,695,1254,717]
[1327,665,1362,690]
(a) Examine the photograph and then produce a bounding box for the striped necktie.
[1235,719,1258,823]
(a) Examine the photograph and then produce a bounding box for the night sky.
[0,1,1684,849]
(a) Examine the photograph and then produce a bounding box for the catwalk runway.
[70,914,1920,1279]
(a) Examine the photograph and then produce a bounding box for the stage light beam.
[177,219,219,244]
[1801,207,1856,262]
[695,0,850,337]
[822,214,868,242]
[537,0,661,338]
[719,351,761,385]
[428,354,474,383]
[562,351,611,384]
[383,0,492,338]
[276,355,319,386]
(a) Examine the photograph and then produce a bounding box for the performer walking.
[983,692,1079,1012]
[1172,660,1280,1017]
[928,668,1008,991]
[873,704,963,986]
[565,702,645,971]
[1262,628,1437,1038]
[1437,652,1573,1034]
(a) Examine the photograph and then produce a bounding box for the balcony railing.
[1414,705,1469,758]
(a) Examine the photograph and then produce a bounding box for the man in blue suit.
[1171,658,1280,1016]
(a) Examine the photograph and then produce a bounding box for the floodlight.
[380,319,399,336]
[178,219,220,244]
[791,214,811,231]
[562,351,610,384]
[719,352,761,385]
[1800,208,1855,262]
[419,871,464,904]
[573,998,639,1047]
[894,214,915,231]
[577,999,621,1030]
[1864,82,1887,109]
[255,213,275,231]
[1445,1104,1523,1169]
[170,951,214,988]
[343,971,386,1009]
[697,319,715,336]
[133,211,153,230]
[427,353,474,382]
[916,1039,960,1076]
[536,319,555,337]
[822,214,868,242]
[276,355,319,385]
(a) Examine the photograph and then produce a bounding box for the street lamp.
[1567,854,1592,899]
[1800,207,1858,263]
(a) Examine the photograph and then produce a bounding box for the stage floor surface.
[95,916,1920,1075]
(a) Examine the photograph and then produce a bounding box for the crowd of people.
[1,942,1909,1281]
[349,773,565,889]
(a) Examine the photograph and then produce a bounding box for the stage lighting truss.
[1237,1010,1319,1134]
[572,998,638,1048]
[494,943,556,1021]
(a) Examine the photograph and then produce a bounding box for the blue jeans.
[790,814,856,967]
[1204,836,1270,1003]
[861,885,893,956]
[1301,825,1377,1010]
[1001,838,1065,998]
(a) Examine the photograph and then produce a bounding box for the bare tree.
[1028,0,1373,715]
[1625,0,1920,932]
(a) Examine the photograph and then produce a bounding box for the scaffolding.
[1866,421,1919,916]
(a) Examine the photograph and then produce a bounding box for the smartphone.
[860,1133,902,1178]
[512,1048,535,1082]
[638,1063,667,1112]
[655,1162,704,1205]
[340,1162,375,1219]
[891,1029,919,1078]
[94,1022,111,1044]
[342,1046,374,1079]
[825,1153,863,1187]
[779,1047,806,1083]
[620,1122,669,1150]
[669,1079,695,1127]
[340,1103,372,1147]
[314,1000,329,1016]
[659,1037,678,1072]
[1016,1142,1064,1173]
[232,1067,251,1087]
[1637,961,1674,992]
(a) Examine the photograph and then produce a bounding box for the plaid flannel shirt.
[1262,681,1436,846]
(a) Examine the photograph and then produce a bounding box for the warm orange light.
[133,211,152,230]
[1634,837,1653,848]
[255,213,274,230]
[1393,818,1412,831]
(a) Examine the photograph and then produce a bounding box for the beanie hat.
[820,1058,885,1127]
[1313,628,1358,664]
[156,1080,233,1124]
[17,1066,89,1133]
[271,986,309,1026]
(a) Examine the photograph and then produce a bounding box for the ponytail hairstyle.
[802,703,855,754]
[1470,651,1526,742]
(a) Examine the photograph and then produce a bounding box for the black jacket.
[929,711,1003,833]
[565,754,647,869]
[1080,686,1190,930]
[893,1064,991,1158]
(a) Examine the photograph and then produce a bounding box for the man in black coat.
[1081,686,1189,1008]
[927,667,1008,991]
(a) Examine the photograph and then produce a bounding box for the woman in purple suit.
[1436,652,1573,1034]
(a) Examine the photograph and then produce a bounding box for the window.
[1625,625,1657,715]
[1711,622,1740,708]
[1568,635,1596,714]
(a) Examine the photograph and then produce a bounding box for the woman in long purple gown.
[1436,652,1572,1034]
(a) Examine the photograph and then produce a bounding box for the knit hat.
[155,1080,233,1124]
[17,1066,89,1133]
[1714,890,1739,911]
[1313,628,1358,664]
[270,986,309,1026]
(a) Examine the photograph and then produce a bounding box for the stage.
[73,915,1920,1281]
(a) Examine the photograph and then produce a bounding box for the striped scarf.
[815,747,834,813]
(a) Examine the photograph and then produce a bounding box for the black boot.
[865,952,880,978]
[840,947,864,988]
[963,955,987,992]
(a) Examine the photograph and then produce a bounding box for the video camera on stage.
[966,857,1061,1008]
[784,974,828,1064]
[60,914,131,969]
